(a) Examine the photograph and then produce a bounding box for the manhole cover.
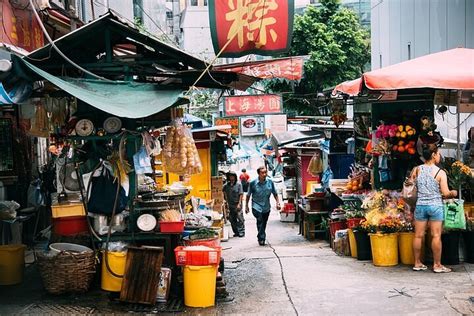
[22,303,95,314]
[127,298,184,313]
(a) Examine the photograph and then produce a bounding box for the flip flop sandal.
[433,266,452,273]
[412,264,428,271]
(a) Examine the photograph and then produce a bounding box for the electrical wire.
[28,0,114,82]
[133,1,178,46]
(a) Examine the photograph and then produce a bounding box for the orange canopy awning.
[333,48,474,96]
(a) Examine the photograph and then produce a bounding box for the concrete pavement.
[215,210,474,315]
[0,210,472,315]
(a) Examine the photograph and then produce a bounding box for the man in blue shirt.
[245,166,281,246]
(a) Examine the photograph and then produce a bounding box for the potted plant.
[345,208,366,229]
[369,216,401,267]
[352,220,375,261]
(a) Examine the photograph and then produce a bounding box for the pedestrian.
[245,166,281,246]
[223,171,245,237]
[239,168,250,192]
[411,144,457,273]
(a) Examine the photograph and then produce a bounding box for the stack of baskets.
[37,249,96,294]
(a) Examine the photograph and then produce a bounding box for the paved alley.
[0,211,473,315]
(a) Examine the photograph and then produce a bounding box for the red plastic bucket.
[53,216,88,236]
[329,220,347,238]
[346,218,364,229]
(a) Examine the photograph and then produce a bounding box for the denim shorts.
[414,205,444,221]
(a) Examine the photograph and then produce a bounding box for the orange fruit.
[398,140,404,146]
[392,145,398,151]
[408,148,416,155]
[398,146,405,153]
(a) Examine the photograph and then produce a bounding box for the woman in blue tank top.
[411,144,457,273]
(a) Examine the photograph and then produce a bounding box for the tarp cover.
[334,48,474,96]
[16,57,184,118]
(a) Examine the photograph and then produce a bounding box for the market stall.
[0,10,258,309]
[328,48,474,265]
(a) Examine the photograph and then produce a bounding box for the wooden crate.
[120,246,164,305]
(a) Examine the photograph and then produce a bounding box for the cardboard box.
[211,177,223,189]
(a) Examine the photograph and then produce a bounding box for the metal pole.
[457,101,461,161]
[457,99,462,200]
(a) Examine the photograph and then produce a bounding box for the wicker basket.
[37,251,97,294]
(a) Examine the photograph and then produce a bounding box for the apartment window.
[204,0,208,5]
[190,0,198,5]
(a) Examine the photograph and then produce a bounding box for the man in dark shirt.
[223,171,245,237]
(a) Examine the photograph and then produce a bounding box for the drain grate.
[127,297,184,313]
[22,303,95,314]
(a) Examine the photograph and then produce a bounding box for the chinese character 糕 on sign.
[226,0,279,49]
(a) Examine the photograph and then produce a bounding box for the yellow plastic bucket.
[101,251,126,292]
[399,232,415,265]
[348,229,357,258]
[184,265,217,307]
[0,244,26,285]
[369,233,399,267]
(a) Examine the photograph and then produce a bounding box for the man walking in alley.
[246,166,281,246]
[223,171,245,237]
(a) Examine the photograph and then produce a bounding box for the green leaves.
[265,0,370,114]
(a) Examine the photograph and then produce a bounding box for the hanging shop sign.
[240,116,265,136]
[224,94,282,116]
[208,0,294,57]
[214,117,240,136]
[215,57,304,81]
[1,2,44,52]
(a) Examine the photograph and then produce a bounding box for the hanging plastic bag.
[307,151,323,176]
[162,118,202,175]
[133,146,153,174]
[443,199,466,230]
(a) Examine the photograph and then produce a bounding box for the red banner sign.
[214,117,240,136]
[0,2,44,52]
[215,57,304,81]
[209,0,294,57]
[224,94,282,116]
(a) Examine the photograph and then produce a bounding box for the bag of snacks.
[162,118,203,175]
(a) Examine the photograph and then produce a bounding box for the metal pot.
[91,213,126,235]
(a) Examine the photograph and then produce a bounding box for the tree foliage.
[265,0,370,114]
[188,90,220,123]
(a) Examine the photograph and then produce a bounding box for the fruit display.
[343,165,370,196]
[162,118,203,175]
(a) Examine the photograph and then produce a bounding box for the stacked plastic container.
[174,245,222,307]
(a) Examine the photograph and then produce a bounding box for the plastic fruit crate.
[159,221,184,233]
[174,246,222,266]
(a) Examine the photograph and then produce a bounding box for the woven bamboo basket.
[37,251,97,294]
